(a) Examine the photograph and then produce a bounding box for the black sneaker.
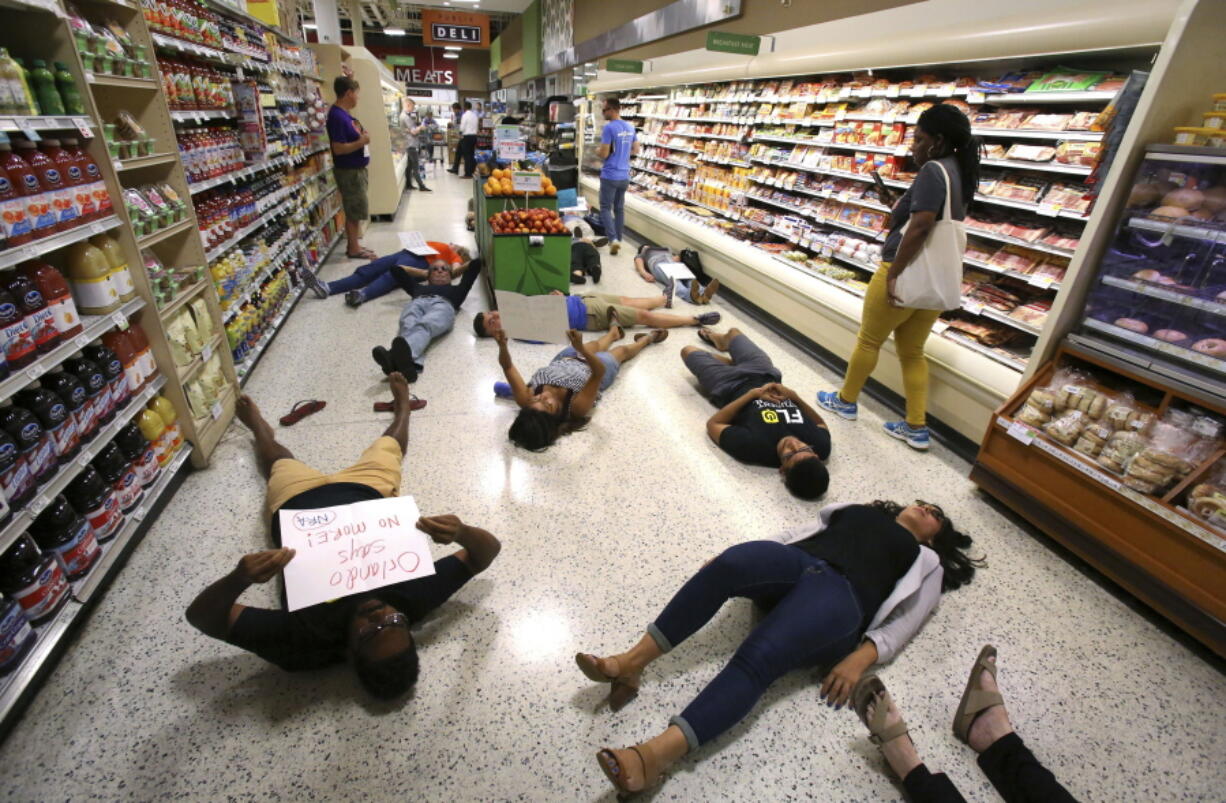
[592,236,609,248]
[419,186,433,192]
[390,337,419,382]
[371,346,392,375]
[301,269,329,299]
[589,262,602,283]
[345,290,364,308]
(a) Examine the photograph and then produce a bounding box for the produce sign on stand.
[513,171,543,193]
[489,208,568,235]
[497,140,527,160]
[484,168,556,197]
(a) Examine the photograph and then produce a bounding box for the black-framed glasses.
[916,500,946,524]
[356,611,409,643]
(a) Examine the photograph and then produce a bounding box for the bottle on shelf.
[21,260,82,338]
[117,419,159,485]
[0,592,37,676]
[65,465,121,543]
[0,535,70,624]
[0,49,36,116]
[16,387,79,464]
[41,369,92,454]
[8,141,56,239]
[89,233,136,302]
[0,139,34,249]
[26,60,64,117]
[0,284,35,373]
[0,401,56,486]
[30,494,99,581]
[147,394,181,454]
[4,269,59,355]
[125,321,157,382]
[41,140,83,231]
[62,138,111,219]
[92,441,141,513]
[100,330,144,393]
[0,429,33,511]
[83,342,130,419]
[52,62,85,116]
[63,354,110,434]
[65,239,121,315]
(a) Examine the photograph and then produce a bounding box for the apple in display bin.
[488,208,567,235]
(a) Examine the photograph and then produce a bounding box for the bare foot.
[868,691,922,779]
[235,395,264,430]
[967,657,1014,753]
[388,373,412,408]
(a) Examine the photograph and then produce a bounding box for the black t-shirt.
[228,484,474,671]
[718,396,831,467]
[391,262,481,310]
[791,505,919,626]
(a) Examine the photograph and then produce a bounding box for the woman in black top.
[576,499,980,795]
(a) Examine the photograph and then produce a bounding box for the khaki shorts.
[334,167,369,221]
[581,293,642,330]
[265,436,402,521]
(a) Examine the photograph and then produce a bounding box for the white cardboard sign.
[512,171,543,192]
[279,496,436,611]
[656,261,696,280]
[398,231,440,256]
[494,290,571,343]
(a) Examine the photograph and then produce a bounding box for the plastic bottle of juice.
[27,60,64,116]
[31,495,100,581]
[0,50,19,115]
[4,270,58,354]
[39,140,80,230]
[52,62,85,116]
[0,402,56,487]
[125,321,157,381]
[20,260,82,338]
[9,141,56,238]
[135,408,169,466]
[92,441,142,513]
[65,240,120,314]
[148,394,182,453]
[117,420,159,485]
[65,465,122,542]
[83,343,129,418]
[16,387,78,464]
[89,234,136,301]
[63,139,110,219]
[0,144,33,247]
[0,287,34,372]
[0,50,35,116]
[59,138,97,223]
[63,354,109,432]
[19,140,67,233]
[100,330,144,392]
[41,370,91,452]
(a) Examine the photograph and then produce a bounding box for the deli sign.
[422,9,490,48]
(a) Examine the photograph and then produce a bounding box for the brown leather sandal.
[575,653,640,712]
[953,644,1003,744]
[853,675,911,747]
[596,742,661,795]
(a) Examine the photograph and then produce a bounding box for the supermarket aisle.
[0,173,1223,802]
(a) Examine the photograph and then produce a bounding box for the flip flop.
[697,328,716,347]
[852,675,911,747]
[279,399,325,426]
[596,743,661,796]
[346,247,378,260]
[575,653,640,712]
[952,644,1003,744]
[634,329,668,344]
[373,397,427,412]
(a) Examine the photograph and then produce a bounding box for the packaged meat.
[1054,141,1101,166]
[1004,143,1057,162]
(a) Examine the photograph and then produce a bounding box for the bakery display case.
[1074,144,1226,397]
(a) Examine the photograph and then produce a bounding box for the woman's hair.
[870,499,983,591]
[508,408,564,451]
[916,103,981,205]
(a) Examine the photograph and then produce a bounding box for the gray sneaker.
[696,311,722,326]
[301,269,329,299]
[345,290,364,308]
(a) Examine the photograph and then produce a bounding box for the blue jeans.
[647,541,864,750]
[398,296,456,369]
[553,347,620,391]
[328,250,429,301]
[599,178,629,242]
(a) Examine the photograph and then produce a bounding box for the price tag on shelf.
[85,71,96,83]
[16,120,40,141]
[90,221,107,235]
[112,311,128,331]
[1037,203,1062,217]
[882,111,896,124]
[74,117,93,138]
[854,87,871,98]
[820,245,833,258]
[78,450,93,468]
[894,145,910,157]
[28,496,48,515]
[936,85,955,97]
[25,363,44,381]
[932,320,950,334]
[1006,420,1036,445]
[833,109,846,121]
[112,160,123,173]
[133,506,147,521]
[838,86,851,98]
[1028,275,1055,289]
[201,343,213,362]
[963,301,985,315]
[967,91,986,104]
[909,84,927,97]
[885,85,900,98]
[75,333,92,350]
[837,191,850,202]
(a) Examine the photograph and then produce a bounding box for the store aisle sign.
[706,31,760,56]
[606,59,643,74]
[422,9,491,49]
[392,65,456,87]
[279,496,437,611]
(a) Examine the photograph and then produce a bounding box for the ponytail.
[917,103,981,207]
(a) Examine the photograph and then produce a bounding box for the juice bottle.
[0,287,34,372]
[125,321,157,381]
[0,50,36,116]
[21,260,82,338]
[92,441,142,513]
[19,140,67,233]
[16,387,78,463]
[66,466,121,542]
[63,139,110,218]
[39,140,80,231]
[30,495,99,581]
[84,343,129,417]
[9,141,55,239]
[148,394,182,453]
[0,144,32,247]
[65,240,120,314]
[0,535,69,624]
[59,138,97,223]
[52,62,85,116]
[27,60,64,116]
[0,402,56,486]
[0,593,36,674]
[89,234,136,301]
[41,369,92,452]
[4,270,58,354]
[101,329,144,392]
[125,416,163,478]
[0,429,32,510]
[64,354,109,433]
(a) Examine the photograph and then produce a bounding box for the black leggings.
[902,733,1077,803]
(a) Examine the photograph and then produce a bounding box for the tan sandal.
[596,742,661,795]
[634,328,668,344]
[953,644,1003,744]
[700,279,721,304]
[853,675,911,747]
[575,653,640,712]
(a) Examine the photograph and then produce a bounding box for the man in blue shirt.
[327,76,374,260]
[597,98,639,255]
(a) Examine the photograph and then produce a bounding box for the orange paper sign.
[421,8,490,49]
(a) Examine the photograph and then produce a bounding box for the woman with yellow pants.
[817,104,979,451]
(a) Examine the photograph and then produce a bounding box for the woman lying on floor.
[575,499,981,795]
[494,325,667,451]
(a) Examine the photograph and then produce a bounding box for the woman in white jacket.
[577,499,980,795]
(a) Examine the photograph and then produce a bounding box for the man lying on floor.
[185,374,501,700]
[472,290,721,340]
[370,257,485,382]
[301,241,472,308]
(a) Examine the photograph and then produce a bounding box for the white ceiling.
[410,0,534,11]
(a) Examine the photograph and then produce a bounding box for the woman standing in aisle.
[577,499,981,795]
[816,104,980,451]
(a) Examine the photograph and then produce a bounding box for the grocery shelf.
[0,371,167,556]
[83,73,158,90]
[980,157,1092,176]
[149,31,227,61]
[965,256,1062,290]
[1100,275,1226,317]
[0,115,94,136]
[298,187,339,217]
[1083,317,1226,376]
[965,227,1076,258]
[972,303,1043,336]
[176,334,224,384]
[74,445,193,602]
[187,154,299,194]
[698,155,752,168]
[113,153,178,171]
[1127,215,1222,245]
[971,127,1103,141]
[169,109,238,124]
[0,297,145,407]
[203,189,297,262]
[235,286,305,383]
[157,279,209,322]
[0,0,63,15]
[221,236,301,321]
[941,331,1030,371]
[984,91,1119,104]
[0,216,122,270]
[639,139,700,154]
[136,218,195,248]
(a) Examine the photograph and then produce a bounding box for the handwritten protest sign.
[494,290,571,343]
[656,261,695,280]
[397,231,439,257]
[279,496,436,611]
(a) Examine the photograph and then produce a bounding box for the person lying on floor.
[683,327,831,500]
[185,374,501,700]
[576,498,980,796]
[301,241,472,308]
[369,258,485,382]
[495,325,667,451]
[853,645,1078,803]
[570,240,604,285]
[634,243,719,306]
[473,291,720,340]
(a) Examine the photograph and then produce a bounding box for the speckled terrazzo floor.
[1,172,1223,802]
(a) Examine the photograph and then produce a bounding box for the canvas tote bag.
[893,162,965,310]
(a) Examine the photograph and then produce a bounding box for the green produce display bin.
[488,234,571,295]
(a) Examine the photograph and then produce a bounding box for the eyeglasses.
[915,500,946,524]
[356,610,409,643]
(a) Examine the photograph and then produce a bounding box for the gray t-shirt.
[882,156,966,262]
[641,247,673,273]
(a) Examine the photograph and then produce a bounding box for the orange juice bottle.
[89,234,135,302]
[148,394,182,453]
[65,240,120,314]
[136,407,170,466]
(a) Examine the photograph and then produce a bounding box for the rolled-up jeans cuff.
[669,715,700,752]
[646,623,673,653]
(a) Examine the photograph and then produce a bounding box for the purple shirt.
[327,105,369,169]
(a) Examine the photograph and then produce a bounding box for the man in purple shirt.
[327,76,375,260]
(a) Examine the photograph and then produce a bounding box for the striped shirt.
[530,356,591,393]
